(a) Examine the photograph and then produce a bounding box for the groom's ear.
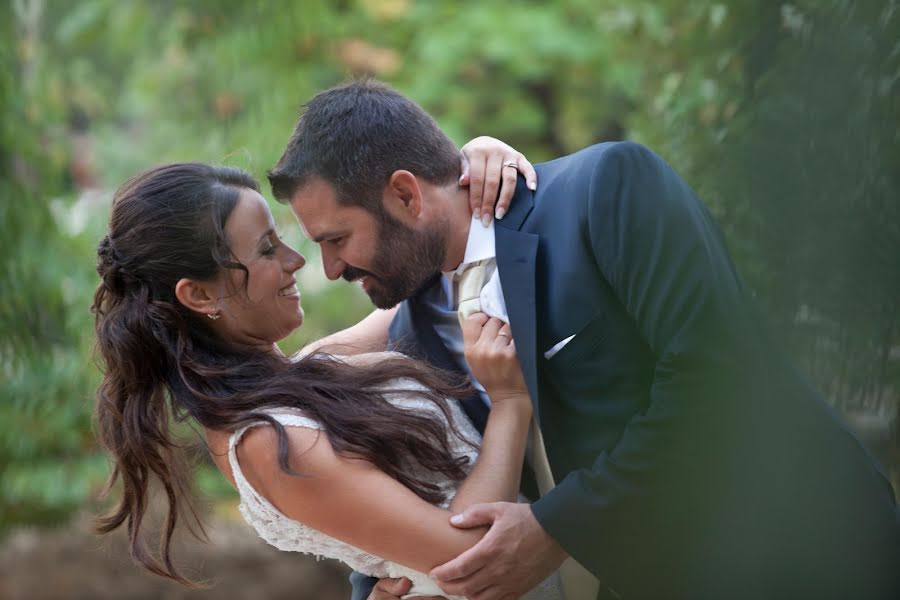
[174,277,219,318]
[383,170,423,223]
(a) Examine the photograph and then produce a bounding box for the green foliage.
[715,1,900,410]
[2,0,897,530]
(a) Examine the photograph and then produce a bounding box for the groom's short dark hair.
[268,79,460,212]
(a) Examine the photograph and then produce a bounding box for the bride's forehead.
[226,189,275,235]
[236,187,271,214]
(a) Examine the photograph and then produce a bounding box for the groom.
[268,80,900,600]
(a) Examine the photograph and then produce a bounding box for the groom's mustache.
[342,266,376,283]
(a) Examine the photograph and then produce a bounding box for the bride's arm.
[238,315,531,575]
[448,314,531,513]
[298,306,398,357]
[237,422,486,574]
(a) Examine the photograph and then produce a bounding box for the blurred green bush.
[1,0,897,531]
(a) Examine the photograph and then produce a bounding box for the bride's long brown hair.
[92,163,472,586]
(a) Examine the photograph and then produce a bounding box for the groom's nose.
[320,247,345,281]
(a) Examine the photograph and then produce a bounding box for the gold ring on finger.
[502,160,518,170]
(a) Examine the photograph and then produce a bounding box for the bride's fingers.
[477,317,504,344]
[465,154,489,222]
[370,577,412,599]
[494,158,519,221]
[517,153,537,191]
[480,153,504,226]
[461,313,490,346]
[494,331,512,346]
[462,315,511,348]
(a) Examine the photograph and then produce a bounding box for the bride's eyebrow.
[257,228,275,242]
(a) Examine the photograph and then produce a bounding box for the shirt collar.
[443,216,496,278]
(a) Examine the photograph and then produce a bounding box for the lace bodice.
[228,355,562,600]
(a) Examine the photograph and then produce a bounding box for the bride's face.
[214,188,306,348]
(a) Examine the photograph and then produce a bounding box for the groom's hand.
[430,502,567,600]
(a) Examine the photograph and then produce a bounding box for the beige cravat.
[454,266,600,600]
[455,260,489,326]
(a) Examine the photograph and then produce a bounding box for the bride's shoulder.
[292,350,407,368]
[343,350,407,366]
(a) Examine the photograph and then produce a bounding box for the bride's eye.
[261,241,278,256]
[261,231,283,257]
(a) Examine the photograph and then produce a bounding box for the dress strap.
[227,411,324,507]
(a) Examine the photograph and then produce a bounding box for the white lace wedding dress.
[228,367,564,600]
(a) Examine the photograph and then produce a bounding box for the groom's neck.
[434,184,476,271]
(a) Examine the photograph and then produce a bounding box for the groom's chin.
[370,296,400,310]
[368,272,441,309]
[366,285,402,310]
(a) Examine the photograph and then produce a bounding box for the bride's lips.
[277,279,300,299]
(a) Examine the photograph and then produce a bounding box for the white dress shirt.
[422,216,507,406]
[423,215,578,404]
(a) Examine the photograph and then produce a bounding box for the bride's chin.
[286,311,304,334]
[269,311,305,345]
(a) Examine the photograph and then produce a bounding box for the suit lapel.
[495,226,542,420]
[494,176,543,420]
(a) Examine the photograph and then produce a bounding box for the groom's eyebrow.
[310,230,340,243]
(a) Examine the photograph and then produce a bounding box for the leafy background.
[1,0,897,597]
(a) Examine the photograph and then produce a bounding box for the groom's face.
[290,179,446,309]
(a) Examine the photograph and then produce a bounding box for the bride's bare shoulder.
[337,350,407,368]
[291,349,406,368]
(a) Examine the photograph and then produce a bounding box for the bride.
[92,141,562,599]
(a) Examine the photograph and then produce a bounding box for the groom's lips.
[360,276,376,293]
[342,266,372,282]
[342,267,378,290]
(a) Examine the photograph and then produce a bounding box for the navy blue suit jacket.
[351,142,900,600]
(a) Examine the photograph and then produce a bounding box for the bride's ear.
[175,277,219,318]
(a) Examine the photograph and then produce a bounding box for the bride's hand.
[459,136,538,226]
[462,313,530,408]
[366,577,442,600]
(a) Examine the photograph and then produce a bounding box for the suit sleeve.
[530,142,763,577]
[349,570,377,600]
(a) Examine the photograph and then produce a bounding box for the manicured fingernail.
[528,179,537,190]
[473,208,481,221]
[481,213,492,227]
[495,207,507,220]
[451,514,463,524]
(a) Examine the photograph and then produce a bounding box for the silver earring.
[207,312,221,321]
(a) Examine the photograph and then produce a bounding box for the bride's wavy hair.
[92,163,472,586]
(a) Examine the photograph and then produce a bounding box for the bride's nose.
[285,247,306,273]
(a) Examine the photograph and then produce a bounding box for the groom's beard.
[343,213,446,309]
